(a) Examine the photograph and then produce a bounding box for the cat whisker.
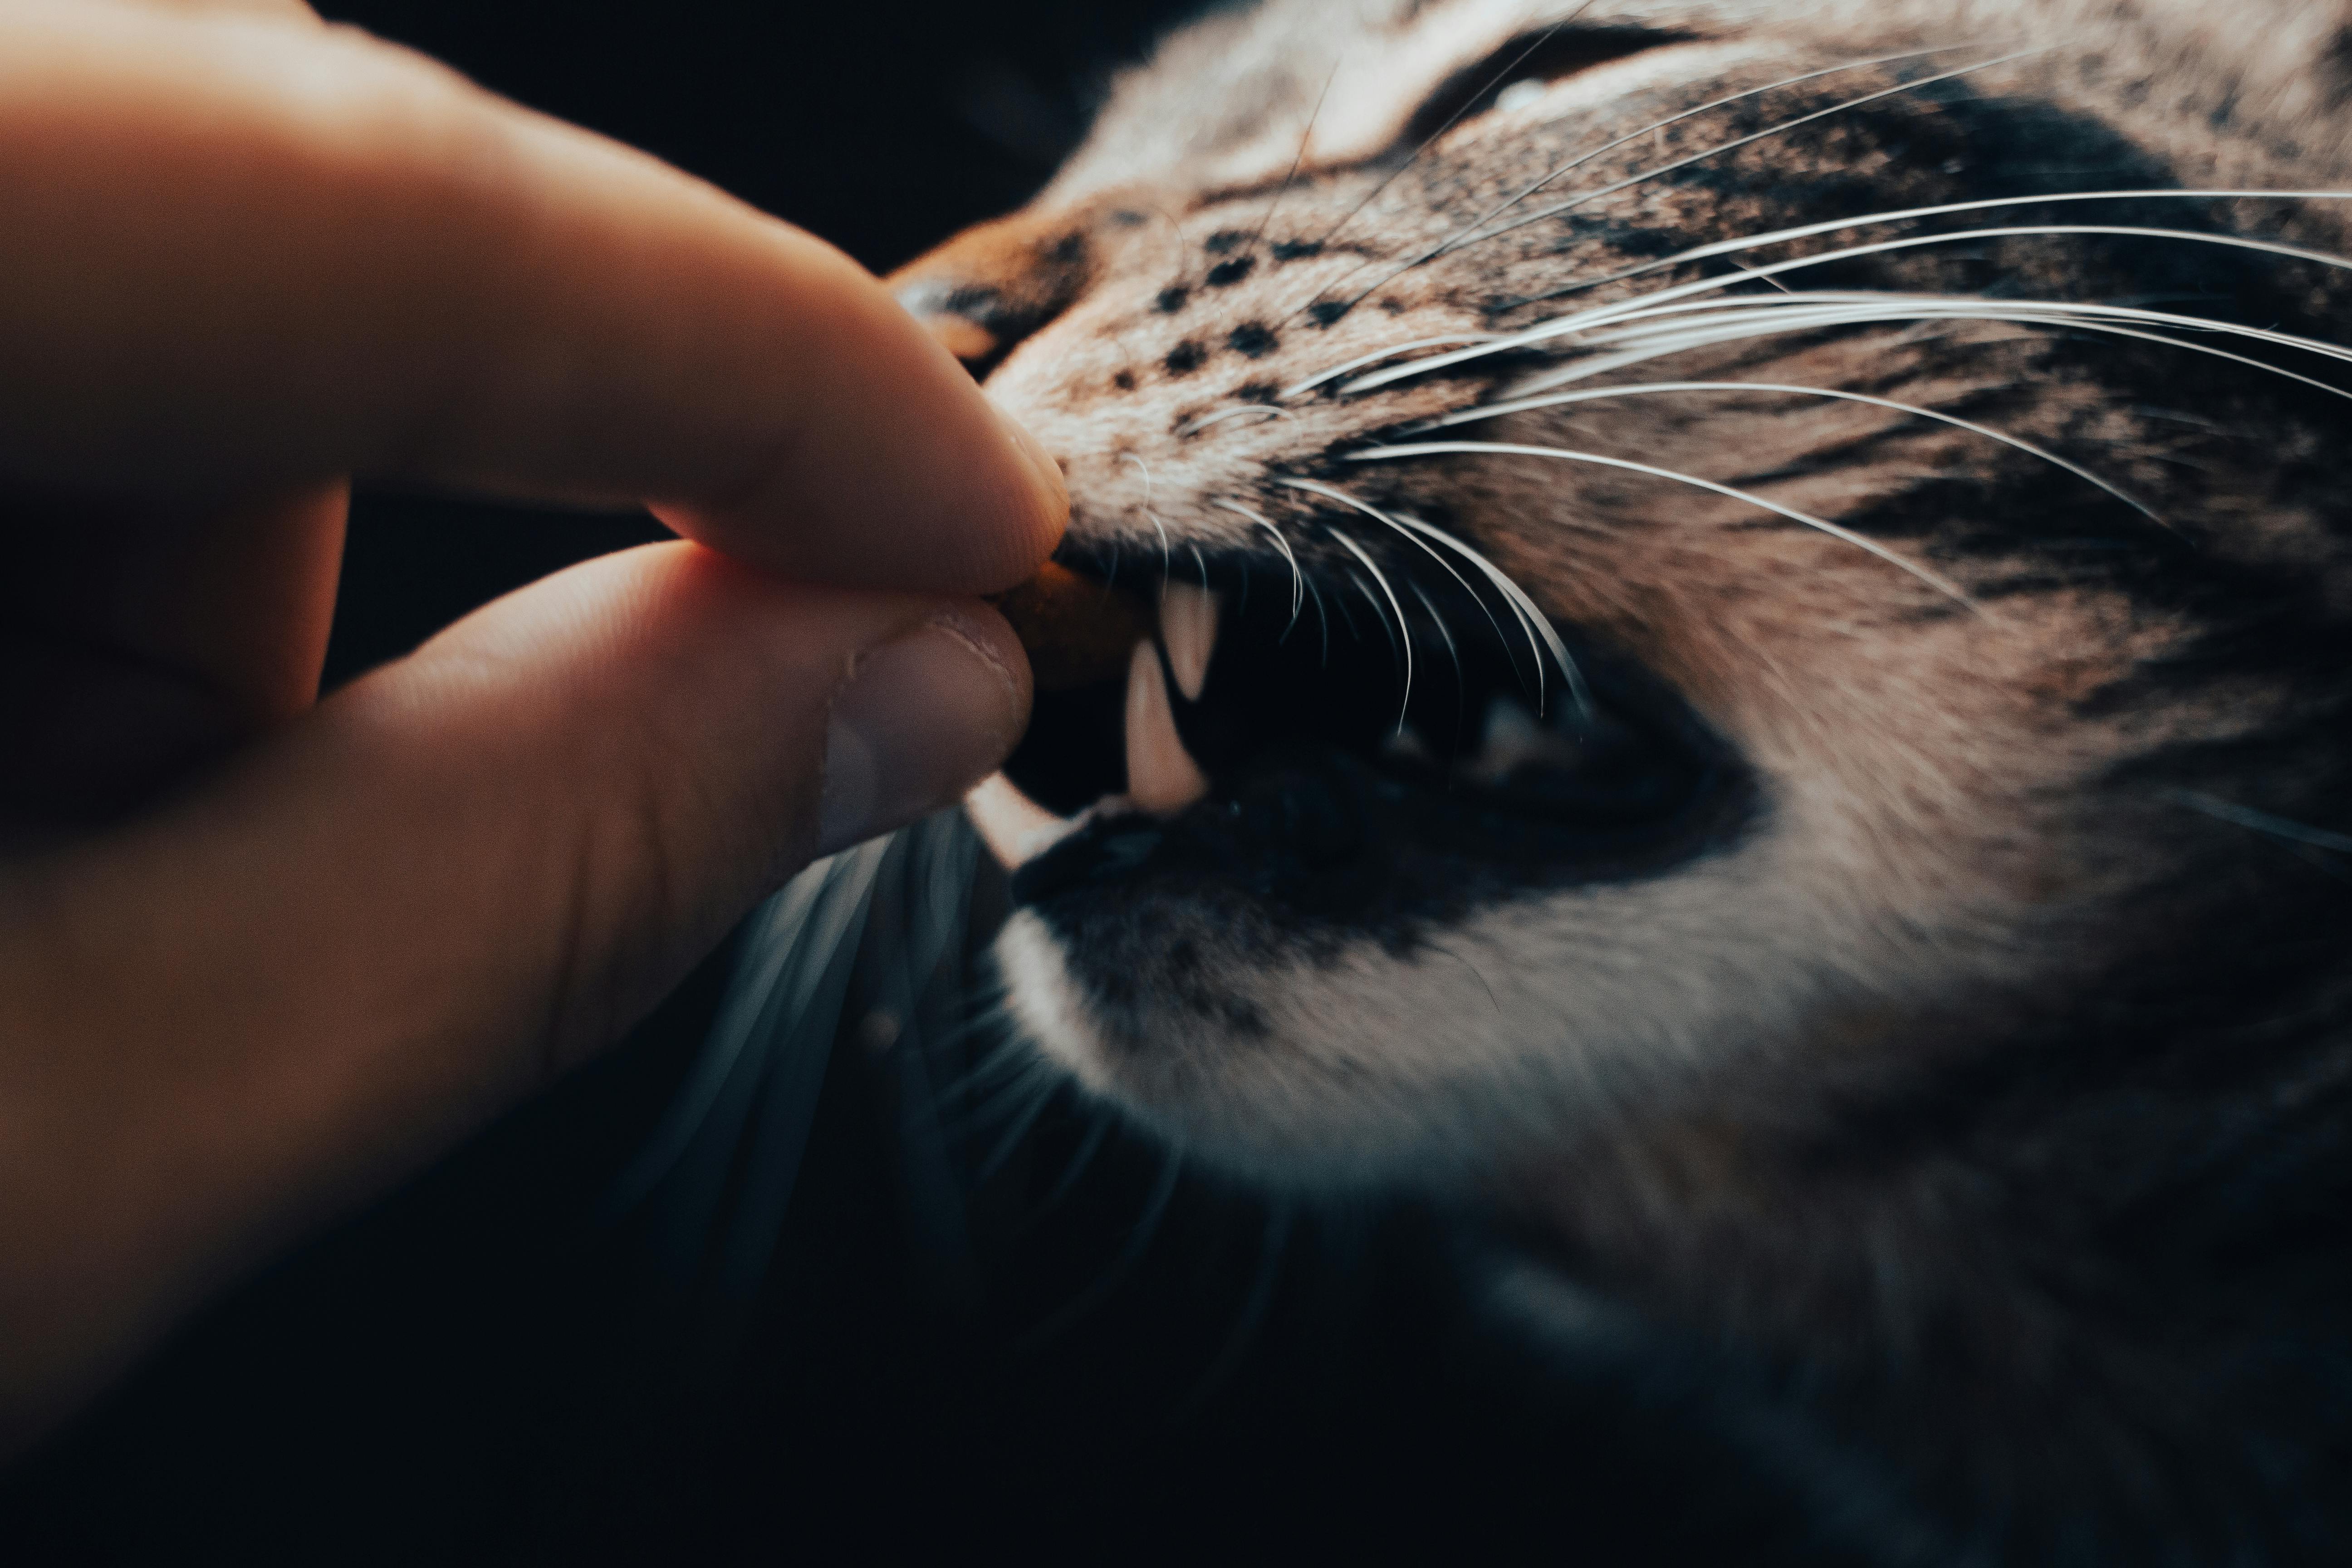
[946,1056,1060,1141]
[1279,333,1501,400]
[2159,789,2352,856]
[1509,221,2352,329]
[1175,1200,1295,1418]
[1213,499,1308,634]
[1124,453,1176,583]
[1346,212,2352,394]
[1351,438,1982,613]
[1242,61,1340,262]
[1408,578,1470,740]
[1343,279,2352,402]
[1444,46,2045,259]
[1329,42,1999,318]
[1280,475,1585,715]
[1328,535,1415,729]
[1409,378,2164,526]
[1508,297,2352,409]
[1299,5,1593,262]
[1509,186,2352,313]
[932,1034,1044,1108]
[1278,475,1532,702]
[1180,405,1294,436]
[1015,1147,1186,1354]
[1014,1112,1117,1237]
[974,1077,1063,1184]
[1144,204,1198,294]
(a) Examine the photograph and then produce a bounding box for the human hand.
[0,0,1065,1452]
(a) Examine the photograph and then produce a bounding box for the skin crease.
[0,0,1064,1455]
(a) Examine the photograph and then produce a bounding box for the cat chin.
[984,788,2058,1197]
[993,909,1514,1191]
[986,842,1857,1193]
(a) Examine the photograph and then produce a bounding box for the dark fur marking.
[1165,340,1206,375]
[1229,323,1279,358]
[1206,256,1258,287]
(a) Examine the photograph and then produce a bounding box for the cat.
[882,2,2352,1559]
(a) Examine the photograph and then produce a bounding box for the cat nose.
[888,206,1098,379]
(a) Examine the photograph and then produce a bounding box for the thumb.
[0,540,1026,1439]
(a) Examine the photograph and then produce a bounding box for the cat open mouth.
[970,550,1749,925]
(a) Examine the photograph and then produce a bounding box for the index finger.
[0,0,1066,593]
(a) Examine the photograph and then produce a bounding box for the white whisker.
[1441,47,2045,260]
[1351,439,1981,613]
[1279,334,1500,401]
[1408,578,1469,730]
[1410,378,2164,525]
[1274,475,1558,710]
[1341,224,2352,394]
[1482,295,2352,409]
[1332,43,2001,316]
[1519,187,2352,310]
[1354,297,2352,411]
[1214,499,1307,633]
[1326,529,1415,730]
[1124,453,1174,584]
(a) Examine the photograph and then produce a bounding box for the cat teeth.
[1160,582,1221,702]
[964,773,1078,867]
[1126,638,1211,814]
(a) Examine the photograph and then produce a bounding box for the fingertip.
[984,396,1071,587]
[814,598,1034,857]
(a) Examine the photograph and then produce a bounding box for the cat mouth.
[970,552,1746,925]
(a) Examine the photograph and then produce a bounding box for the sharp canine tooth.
[964,773,1076,868]
[1126,639,1211,814]
[1160,583,1220,702]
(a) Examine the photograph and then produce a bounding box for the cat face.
[894,0,2352,1186]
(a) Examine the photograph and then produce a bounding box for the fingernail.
[989,398,1069,524]
[818,607,1029,857]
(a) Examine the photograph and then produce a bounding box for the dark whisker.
[1433,47,2043,265]
[1016,1112,1118,1236]
[1298,4,1592,261]
[975,1079,1063,1183]
[1330,43,1993,320]
[1175,1201,1295,1418]
[1243,61,1341,261]
[1014,1148,1186,1353]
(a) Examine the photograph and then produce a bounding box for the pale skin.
[0,0,1068,1454]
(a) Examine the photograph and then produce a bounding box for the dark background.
[0,4,1696,1560]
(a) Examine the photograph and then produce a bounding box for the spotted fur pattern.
[892,3,2352,1559]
